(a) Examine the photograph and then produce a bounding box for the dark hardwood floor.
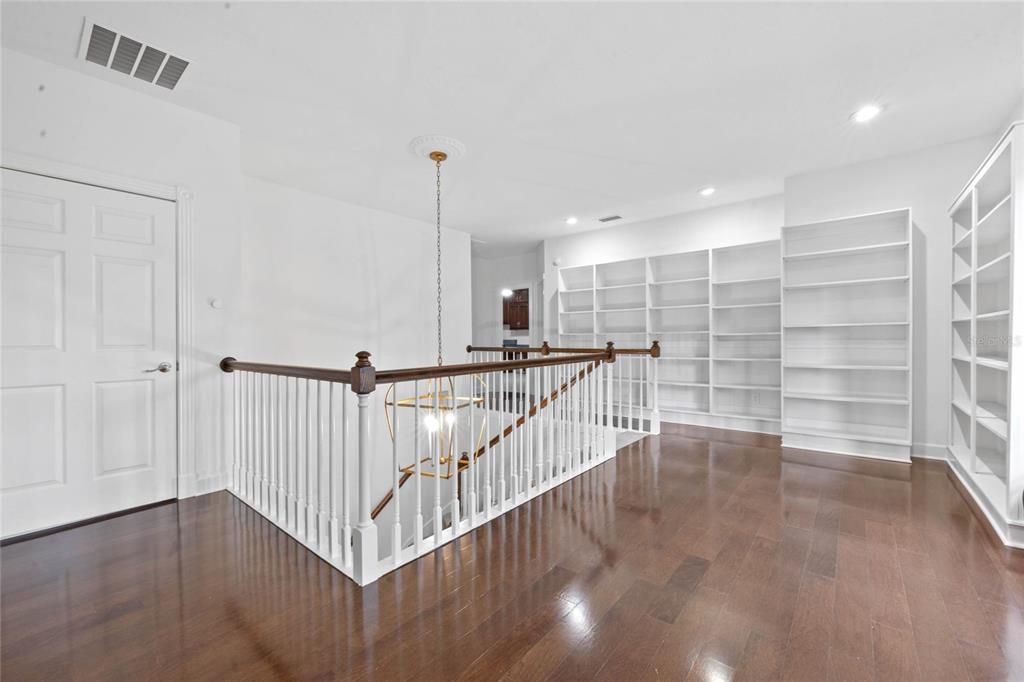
[4,428,1024,681]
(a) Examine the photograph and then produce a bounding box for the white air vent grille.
[599,215,623,223]
[79,19,189,90]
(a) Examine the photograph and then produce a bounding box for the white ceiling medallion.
[408,135,467,160]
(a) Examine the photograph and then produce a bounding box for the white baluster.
[585,360,593,462]
[296,376,307,536]
[628,356,635,432]
[484,372,493,518]
[573,362,581,473]
[602,352,610,448]
[546,364,554,487]
[469,374,478,524]
[329,382,340,558]
[276,376,285,520]
[255,373,263,508]
[232,372,240,493]
[265,374,273,517]
[341,387,352,565]
[451,379,460,531]
[318,380,329,552]
[535,366,543,489]
[433,378,442,543]
[556,365,564,480]
[352,389,377,585]
[414,381,424,552]
[392,382,402,564]
[498,367,507,507]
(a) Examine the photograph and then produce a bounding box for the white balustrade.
[221,342,654,586]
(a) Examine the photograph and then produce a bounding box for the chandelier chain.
[435,157,443,366]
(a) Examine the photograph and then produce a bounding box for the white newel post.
[351,351,378,585]
[606,344,615,454]
[650,341,661,435]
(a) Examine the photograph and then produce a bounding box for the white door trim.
[1,151,199,500]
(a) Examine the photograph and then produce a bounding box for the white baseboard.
[195,473,229,496]
[178,472,228,499]
[911,442,947,460]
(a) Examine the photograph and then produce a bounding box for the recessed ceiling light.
[851,104,883,123]
[501,288,513,297]
[565,216,579,226]
[699,187,716,197]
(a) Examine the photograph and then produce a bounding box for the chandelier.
[384,140,485,480]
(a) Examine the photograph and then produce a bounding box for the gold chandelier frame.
[383,375,489,480]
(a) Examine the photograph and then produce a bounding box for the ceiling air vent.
[78,19,189,90]
[598,215,623,223]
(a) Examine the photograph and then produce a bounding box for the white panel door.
[1,169,177,538]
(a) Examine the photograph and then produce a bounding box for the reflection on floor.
[3,427,1024,680]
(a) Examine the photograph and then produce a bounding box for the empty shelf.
[783,364,908,371]
[783,321,908,329]
[713,332,781,337]
[782,241,909,262]
[950,399,972,416]
[783,275,909,290]
[784,392,908,406]
[595,282,646,291]
[976,357,1008,371]
[649,303,708,310]
[712,409,780,422]
[977,416,1008,441]
[714,275,781,285]
[650,276,710,286]
[713,302,781,310]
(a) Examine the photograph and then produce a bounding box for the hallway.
[3,428,1023,680]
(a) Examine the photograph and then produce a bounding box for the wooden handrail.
[467,340,660,358]
[375,352,608,383]
[221,348,613,394]
[219,357,353,383]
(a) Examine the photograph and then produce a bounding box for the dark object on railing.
[351,351,376,394]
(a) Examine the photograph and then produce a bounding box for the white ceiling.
[3,2,1022,255]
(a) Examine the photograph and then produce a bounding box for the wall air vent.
[598,215,622,223]
[78,19,189,90]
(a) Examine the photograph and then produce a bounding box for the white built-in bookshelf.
[556,240,782,434]
[947,121,1023,548]
[780,208,913,461]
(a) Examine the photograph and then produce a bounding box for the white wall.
[471,246,542,347]
[2,49,474,500]
[2,48,243,494]
[237,177,471,372]
[540,195,785,340]
[784,134,997,459]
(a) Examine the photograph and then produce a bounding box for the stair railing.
[467,340,661,434]
[220,344,623,586]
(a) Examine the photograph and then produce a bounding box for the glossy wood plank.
[3,429,1024,680]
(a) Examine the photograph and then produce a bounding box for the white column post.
[391,382,402,564]
[650,341,661,435]
[350,351,378,585]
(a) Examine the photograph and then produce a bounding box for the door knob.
[145,362,173,373]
